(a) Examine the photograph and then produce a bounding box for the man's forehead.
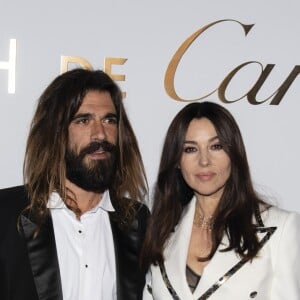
[76,90,117,113]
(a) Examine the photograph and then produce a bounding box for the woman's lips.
[196,172,215,181]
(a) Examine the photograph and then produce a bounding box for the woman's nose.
[198,150,210,167]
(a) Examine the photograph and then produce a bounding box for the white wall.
[1,0,299,212]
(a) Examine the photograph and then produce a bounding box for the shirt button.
[85,264,88,268]
[78,230,82,233]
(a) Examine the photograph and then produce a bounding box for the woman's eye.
[183,147,197,153]
[211,143,223,150]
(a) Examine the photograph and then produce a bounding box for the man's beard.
[65,141,117,193]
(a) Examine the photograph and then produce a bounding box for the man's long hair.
[23,68,147,228]
[141,101,269,269]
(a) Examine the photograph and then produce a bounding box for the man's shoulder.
[110,199,150,233]
[0,184,26,194]
[133,201,150,219]
[0,185,29,211]
[130,201,150,235]
[113,197,150,220]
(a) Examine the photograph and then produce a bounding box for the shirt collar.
[47,190,115,213]
[95,190,115,212]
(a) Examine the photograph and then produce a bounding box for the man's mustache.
[79,141,116,158]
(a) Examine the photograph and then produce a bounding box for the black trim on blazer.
[21,213,63,300]
[158,225,277,300]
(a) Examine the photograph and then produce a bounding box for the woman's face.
[179,117,231,201]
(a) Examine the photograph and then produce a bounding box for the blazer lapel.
[194,226,276,300]
[109,216,121,299]
[161,199,277,300]
[193,234,242,299]
[163,197,197,299]
[20,213,63,300]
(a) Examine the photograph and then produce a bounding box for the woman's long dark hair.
[24,68,147,230]
[141,101,269,269]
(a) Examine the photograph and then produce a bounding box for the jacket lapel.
[109,207,148,300]
[163,197,197,299]
[20,213,63,300]
[109,216,121,299]
[193,226,276,299]
[162,198,277,300]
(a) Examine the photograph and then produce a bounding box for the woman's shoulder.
[261,205,300,229]
[260,205,300,268]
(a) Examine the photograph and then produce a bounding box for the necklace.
[193,203,214,230]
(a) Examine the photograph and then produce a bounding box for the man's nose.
[91,121,107,140]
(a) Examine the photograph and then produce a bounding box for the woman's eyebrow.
[183,135,219,144]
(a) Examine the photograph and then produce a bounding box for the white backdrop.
[1,0,299,212]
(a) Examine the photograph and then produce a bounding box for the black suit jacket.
[0,185,149,300]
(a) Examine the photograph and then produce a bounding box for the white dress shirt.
[47,190,116,300]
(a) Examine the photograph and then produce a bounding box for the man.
[0,69,149,300]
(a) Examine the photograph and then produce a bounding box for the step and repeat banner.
[1,0,299,212]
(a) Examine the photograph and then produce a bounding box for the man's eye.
[104,117,118,125]
[74,118,89,124]
[211,143,223,150]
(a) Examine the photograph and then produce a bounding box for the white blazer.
[143,197,300,300]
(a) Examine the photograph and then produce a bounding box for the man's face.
[66,90,118,192]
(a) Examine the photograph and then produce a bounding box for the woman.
[141,101,300,299]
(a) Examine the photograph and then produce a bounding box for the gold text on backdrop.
[60,56,128,97]
[164,19,299,105]
[0,39,16,94]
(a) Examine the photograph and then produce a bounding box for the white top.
[47,190,116,300]
[143,197,300,299]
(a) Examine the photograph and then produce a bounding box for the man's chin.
[84,154,110,167]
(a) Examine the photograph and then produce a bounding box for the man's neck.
[65,179,103,216]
